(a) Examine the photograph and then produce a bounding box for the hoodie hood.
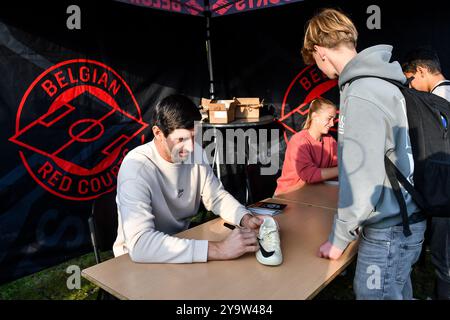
[338,45,406,89]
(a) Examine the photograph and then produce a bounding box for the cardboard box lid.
[201,98,237,111]
[234,97,263,108]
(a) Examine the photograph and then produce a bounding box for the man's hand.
[318,241,344,260]
[208,227,259,261]
[207,214,264,261]
[240,213,263,230]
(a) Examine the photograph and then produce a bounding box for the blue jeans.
[430,217,450,299]
[353,220,426,300]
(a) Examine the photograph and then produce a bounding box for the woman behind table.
[274,97,338,196]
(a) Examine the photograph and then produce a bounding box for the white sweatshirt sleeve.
[200,165,250,226]
[117,178,208,263]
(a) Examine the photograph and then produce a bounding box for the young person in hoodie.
[302,9,426,299]
[274,97,338,196]
[402,48,450,300]
[113,94,262,263]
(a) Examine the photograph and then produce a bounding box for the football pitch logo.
[9,59,148,200]
[279,65,339,143]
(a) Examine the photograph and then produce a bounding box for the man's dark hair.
[152,94,201,136]
[401,47,442,74]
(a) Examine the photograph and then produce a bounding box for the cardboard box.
[234,97,263,119]
[201,98,237,124]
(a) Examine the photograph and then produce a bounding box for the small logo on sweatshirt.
[338,115,346,135]
[177,189,184,198]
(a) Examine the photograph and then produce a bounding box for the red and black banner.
[211,0,304,17]
[210,0,450,141]
[115,0,305,17]
[0,0,208,284]
[1,0,450,284]
[116,0,205,16]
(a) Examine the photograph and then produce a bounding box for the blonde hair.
[303,97,336,130]
[301,8,358,65]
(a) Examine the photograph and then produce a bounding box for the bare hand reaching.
[208,227,259,261]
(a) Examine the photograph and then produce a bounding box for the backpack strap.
[431,80,450,93]
[384,155,412,237]
[384,156,427,208]
[340,75,407,91]
[384,155,428,236]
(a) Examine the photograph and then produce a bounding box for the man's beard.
[170,147,191,163]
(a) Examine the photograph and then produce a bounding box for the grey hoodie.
[329,45,419,250]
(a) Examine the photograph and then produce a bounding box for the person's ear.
[314,45,326,61]
[152,126,164,141]
[417,66,427,78]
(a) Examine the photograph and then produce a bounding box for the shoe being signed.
[256,216,282,266]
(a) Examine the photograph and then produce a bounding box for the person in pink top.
[275,97,338,196]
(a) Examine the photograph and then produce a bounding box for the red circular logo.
[279,65,339,143]
[9,59,148,200]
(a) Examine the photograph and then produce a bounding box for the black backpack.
[343,76,450,236]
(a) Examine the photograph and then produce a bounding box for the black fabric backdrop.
[1,0,450,283]
[211,0,450,132]
[0,0,209,284]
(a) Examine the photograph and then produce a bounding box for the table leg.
[212,128,221,180]
[244,136,253,205]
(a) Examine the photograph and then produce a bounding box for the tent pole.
[205,1,215,99]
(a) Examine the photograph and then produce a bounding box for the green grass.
[0,251,113,300]
[0,208,436,300]
[314,248,435,300]
[0,249,435,300]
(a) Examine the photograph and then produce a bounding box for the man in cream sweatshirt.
[113,94,262,263]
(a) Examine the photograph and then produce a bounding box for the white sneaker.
[256,217,282,266]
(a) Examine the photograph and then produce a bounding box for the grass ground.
[0,249,435,300]
[0,211,436,300]
[314,248,435,300]
[0,251,113,300]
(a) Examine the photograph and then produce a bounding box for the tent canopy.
[116,0,305,17]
